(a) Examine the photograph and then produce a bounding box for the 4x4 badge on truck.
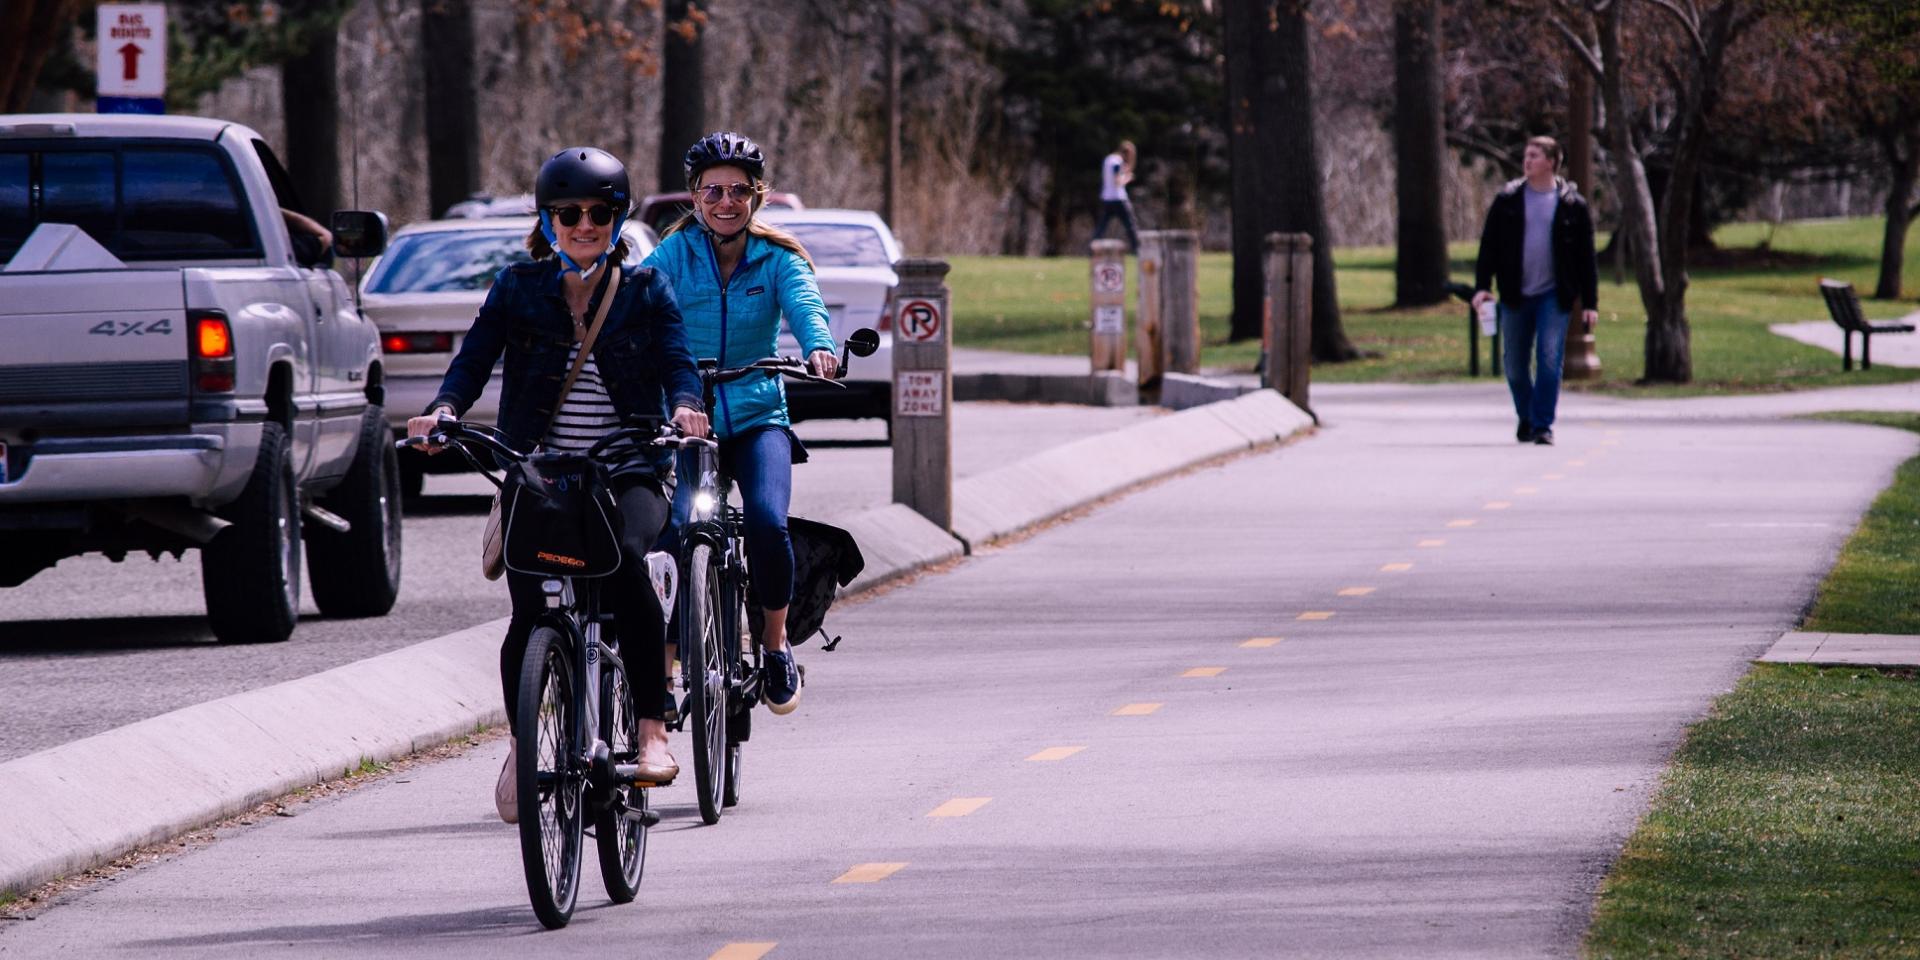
[89,318,174,336]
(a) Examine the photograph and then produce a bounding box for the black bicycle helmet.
[535,146,632,211]
[683,131,767,186]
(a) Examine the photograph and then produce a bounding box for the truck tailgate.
[0,270,191,428]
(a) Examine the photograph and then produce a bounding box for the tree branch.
[1548,15,1604,79]
[1640,0,1706,57]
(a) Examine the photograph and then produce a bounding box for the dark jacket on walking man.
[1472,136,1599,446]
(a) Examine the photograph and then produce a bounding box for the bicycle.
[399,419,686,930]
[677,328,879,824]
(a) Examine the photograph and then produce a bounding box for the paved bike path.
[3,384,1915,958]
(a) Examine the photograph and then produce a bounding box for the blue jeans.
[1500,291,1571,433]
[669,426,795,611]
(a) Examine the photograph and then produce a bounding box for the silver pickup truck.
[0,113,401,644]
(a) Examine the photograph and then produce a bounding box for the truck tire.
[308,406,404,617]
[202,420,302,644]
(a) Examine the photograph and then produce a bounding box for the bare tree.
[1392,0,1449,307]
[1558,0,1760,383]
[283,28,341,216]
[0,1,82,112]
[422,0,480,218]
[658,0,705,192]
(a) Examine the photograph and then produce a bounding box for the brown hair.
[525,223,630,266]
[660,172,815,271]
[1526,135,1563,170]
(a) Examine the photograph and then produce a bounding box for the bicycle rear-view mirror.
[846,328,879,357]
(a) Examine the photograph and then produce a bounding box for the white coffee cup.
[1477,300,1497,336]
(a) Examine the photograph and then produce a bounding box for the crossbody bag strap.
[544,266,622,437]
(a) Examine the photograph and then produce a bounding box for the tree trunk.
[1566,45,1593,196]
[1391,0,1449,307]
[882,0,902,236]
[421,0,479,219]
[1874,126,1918,300]
[1268,0,1355,361]
[281,28,340,217]
[0,0,80,113]
[659,0,706,193]
[1597,1,1673,382]
[1222,0,1269,342]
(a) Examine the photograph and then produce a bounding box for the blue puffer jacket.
[644,228,835,440]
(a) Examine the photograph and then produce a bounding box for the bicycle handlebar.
[704,355,847,389]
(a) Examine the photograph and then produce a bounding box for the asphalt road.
[5,383,1912,957]
[0,403,1160,763]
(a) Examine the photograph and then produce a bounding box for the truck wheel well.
[266,363,293,428]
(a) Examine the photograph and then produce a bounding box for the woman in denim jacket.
[409,147,707,820]
[645,131,836,716]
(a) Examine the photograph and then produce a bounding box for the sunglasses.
[548,203,617,227]
[696,182,759,204]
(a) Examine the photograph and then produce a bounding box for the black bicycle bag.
[502,453,624,578]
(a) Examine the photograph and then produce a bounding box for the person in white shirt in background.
[1093,139,1139,254]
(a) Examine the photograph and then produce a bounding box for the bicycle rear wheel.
[684,543,728,824]
[517,626,583,929]
[594,660,646,903]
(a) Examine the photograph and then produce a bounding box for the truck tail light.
[381,332,454,354]
[191,310,236,393]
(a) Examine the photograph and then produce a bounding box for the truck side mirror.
[331,211,389,259]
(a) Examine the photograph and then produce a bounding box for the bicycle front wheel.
[594,660,646,903]
[517,626,584,929]
[684,543,728,824]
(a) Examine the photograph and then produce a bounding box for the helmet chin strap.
[540,208,626,277]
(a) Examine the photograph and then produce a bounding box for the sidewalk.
[1770,317,1920,367]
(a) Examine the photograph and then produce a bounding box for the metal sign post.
[892,258,953,530]
[96,4,167,115]
[1089,239,1127,373]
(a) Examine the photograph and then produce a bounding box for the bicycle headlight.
[693,491,717,518]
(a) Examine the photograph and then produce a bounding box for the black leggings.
[501,476,671,730]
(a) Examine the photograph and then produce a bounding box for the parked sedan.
[753,208,900,425]
[359,216,654,495]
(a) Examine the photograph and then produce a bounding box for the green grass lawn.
[1584,413,1920,958]
[947,217,1920,397]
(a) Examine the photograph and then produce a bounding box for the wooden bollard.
[1263,232,1313,411]
[891,258,953,530]
[1161,230,1200,377]
[1564,306,1602,380]
[1089,239,1127,372]
[1135,231,1166,395]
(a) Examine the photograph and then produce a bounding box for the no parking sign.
[899,299,943,342]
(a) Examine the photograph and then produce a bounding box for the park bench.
[1819,278,1915,371]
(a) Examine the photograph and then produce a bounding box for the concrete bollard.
[1135,229,1199,399]
[1089,239,1127,373]
[1263,232,1313,411]
[1564,307,1602,380]
[1161,230,1200,377]
[891,258,953,530]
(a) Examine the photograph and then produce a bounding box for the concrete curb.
[0,389,1312,897]
[1758,630,1920,667]
[0,620,506,897]
[954,371,1138,406]
[1158,372,1256,410]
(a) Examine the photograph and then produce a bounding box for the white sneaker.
[495,742,518,824]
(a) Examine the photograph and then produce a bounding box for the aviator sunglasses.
[696,182,759,204]
[547,203,617,227]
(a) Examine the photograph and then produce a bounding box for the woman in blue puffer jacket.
[645,131,836,716]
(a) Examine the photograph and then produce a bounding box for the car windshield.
[778,223,889,269]
[366,229,530,293]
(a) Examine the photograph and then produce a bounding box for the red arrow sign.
[118,43,142,82]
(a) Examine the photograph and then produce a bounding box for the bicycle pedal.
[638,808,661,827]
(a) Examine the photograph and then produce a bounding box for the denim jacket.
[428,259,703,467]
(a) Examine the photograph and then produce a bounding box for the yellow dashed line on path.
[710,944,778,960]
[1028,746,1087,761]
[1417,539,1446,548]
[1182,667,1226,678]
[833,863,908,884]
[1543,473,1566,480]
[1605,429,1623,436]
[1113,702,1163,716]
[1338,587,1375,597]
[1297,611,1335,620]
[1380,563,1413,572]
[1602,439,1621,446]
[1485,501,1512,510]
[1446,519,1477,528]
[927,797,992,818]
[1566,459,1587,467]
[1514,486,1540,495]
[1241,637,1282,648]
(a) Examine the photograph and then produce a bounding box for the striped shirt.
[544,347,648,475]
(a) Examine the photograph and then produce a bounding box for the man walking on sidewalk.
[1472,135,1598,445]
